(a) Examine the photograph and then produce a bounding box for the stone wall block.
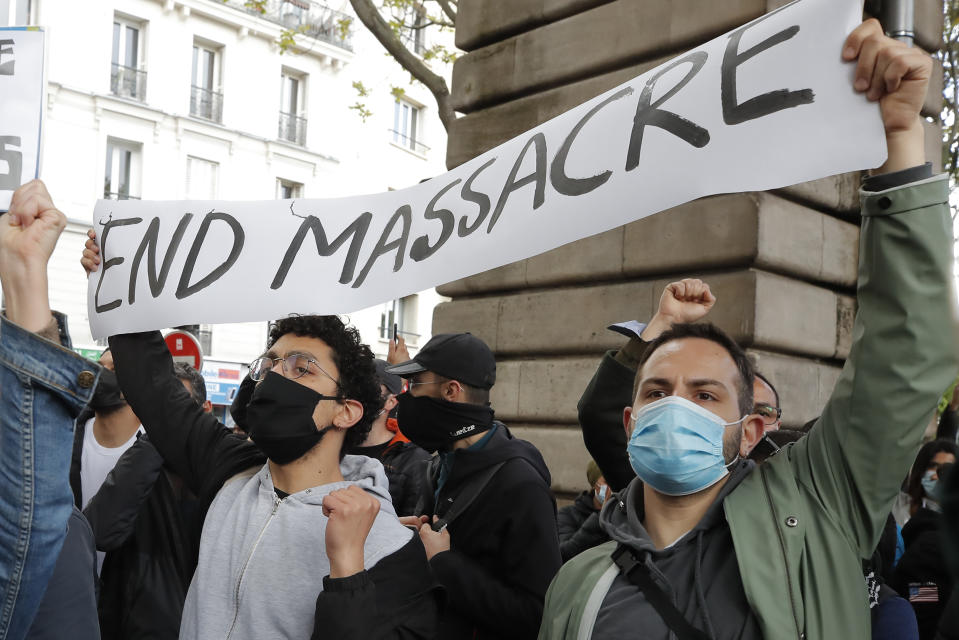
[509,425,593,495]
[752,271,839,358]
[622,195,760,277]
[431,297,501,350]
[450,0,766,113]
[525,226,625,286]
[747,349,843,428]
[492,356,602,423]
[436,260,527,297]
[489,356,523,418]
[774,173,862,218]
[455,0,615,51]
[755,194,859,288]
[914,0,944,53]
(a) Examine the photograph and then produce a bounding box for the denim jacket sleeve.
[0,313,100,640]
[791,173,959,556]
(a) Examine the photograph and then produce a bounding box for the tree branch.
[349,0,456,132]
[435,0,457,23]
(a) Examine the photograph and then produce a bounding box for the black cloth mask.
[246,372,339,465]
[90,368,127,413]
[396,393,495,453]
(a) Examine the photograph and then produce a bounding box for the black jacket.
[109,331,441,639]
[82,435,197,640]
[424,424,561,640]
[350,430,432,517]
[893,507,955,640]
[557,491,608,561]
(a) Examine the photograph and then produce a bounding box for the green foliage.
[944,0,959,206]
[353,81,372,98]
[390,85,407,101]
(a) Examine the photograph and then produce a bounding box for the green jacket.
[538,174,958,640]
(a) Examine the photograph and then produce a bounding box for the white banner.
[0,27,44,211]
[88,0,885,339]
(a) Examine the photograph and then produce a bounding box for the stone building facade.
[436,0,946,498]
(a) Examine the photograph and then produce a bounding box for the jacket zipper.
[225,495,283,640]
[759,465,805,640]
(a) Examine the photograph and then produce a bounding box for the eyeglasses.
[754,403,782,425]
[249,354,339,386]
[407,380,444,390]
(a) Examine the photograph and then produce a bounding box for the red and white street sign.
[165,330,203,370]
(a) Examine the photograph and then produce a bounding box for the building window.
[379,294,419,343]
[278,71,307,145]
[392,99,428,155]
[185,156,218,200]
[104,139,141,200]
[276,178,303,199]
[111,17,146,101]
[191,42,222,122]
[398,4,427,55]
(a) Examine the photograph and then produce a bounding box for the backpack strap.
[430,460,507,531]
[610,544,711,640]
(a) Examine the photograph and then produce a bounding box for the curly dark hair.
[267,315,380,455]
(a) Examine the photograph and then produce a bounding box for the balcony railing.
[103,191,141,201]
[389,130,429,155]
[190,85,223,123]
[278,112,308,146]
[229,1,353,51]
[110,63,147,102]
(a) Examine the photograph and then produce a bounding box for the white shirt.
[79,417,143,573]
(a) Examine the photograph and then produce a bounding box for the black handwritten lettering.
[175,211,245,299]
[551,87,634,196]
[0,39,13,76]
[721,13,813,125]
[127,214,194,304]
[0,136,22,191]
[352,205,412,288]
[410,179,461,262]
[271,207,372,288]
[625,52,710,173]
[487,133,547,234]
[457,158,497,237]
[94,215,143,313]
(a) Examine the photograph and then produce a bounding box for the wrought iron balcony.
[229,0,353,51]
[389,130,430,155]
[190,85,223,123]
[110,63,147,102]
[278,111,308,146]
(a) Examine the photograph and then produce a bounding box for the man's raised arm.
[791,20,957,555]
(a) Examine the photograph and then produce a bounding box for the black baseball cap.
[374,359,405,395]
[386,333,496,389]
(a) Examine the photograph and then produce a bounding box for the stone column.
[437,0,945,498]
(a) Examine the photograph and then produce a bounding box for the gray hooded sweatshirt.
[178,454,413,640]
[592,460,763,640]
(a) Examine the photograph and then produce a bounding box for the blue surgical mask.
[627,395,745,496]
[921,470,941,502]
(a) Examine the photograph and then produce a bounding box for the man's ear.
[332,399,364,429]
[740,414,765,456]
[444,380,465,403]
[202,400,213,414]
[384,394,399,412]
[623,406,634,437]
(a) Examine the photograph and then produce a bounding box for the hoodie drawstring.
[693,531,717,640]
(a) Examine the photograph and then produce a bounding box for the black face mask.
[90,369,127,413]
[230,374,256,433]
[246,372,339,465]
[395,393,494,453]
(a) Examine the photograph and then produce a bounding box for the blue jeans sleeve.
[0,315,99,640]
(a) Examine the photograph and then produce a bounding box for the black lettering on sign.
[487,132,547,234]
[128,214,194,304]
[0,136,22,191]
[551,87,634,196]
[175,211,245,300]
[95,215,143,313]
[625,52,710,173]
[352,204,412,288]
[457,157,497,237]
[721,11,814,125]
[410,178,461,262]
[0,39,13,75]
[271,203,373,289]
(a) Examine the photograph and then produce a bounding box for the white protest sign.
[88,0,886,339]
[0,27,44,211]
